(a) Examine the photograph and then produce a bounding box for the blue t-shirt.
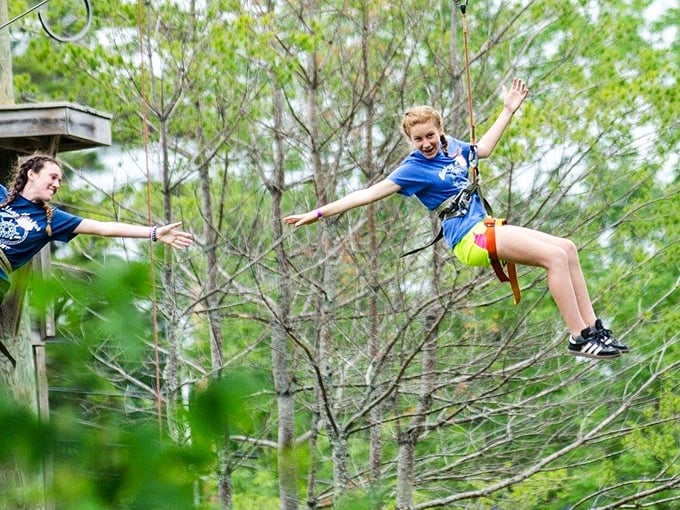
[387,137,487,248]
[0,185,83,282]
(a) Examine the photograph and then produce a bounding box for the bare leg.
[493,225,597,337]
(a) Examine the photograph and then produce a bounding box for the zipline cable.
[0,0,51,33]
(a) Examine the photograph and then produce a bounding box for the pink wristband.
[316,209,323,219]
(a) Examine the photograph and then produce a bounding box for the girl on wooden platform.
[0,154,193,299]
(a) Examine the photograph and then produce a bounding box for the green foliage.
[187,372,269,452]
[503,469,570,508]
[0,393,53,470]
[620,383,680,478]
[333,486,392,510]
[2,266,274,509]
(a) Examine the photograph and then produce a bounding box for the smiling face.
[401,106,446,160]
[408,121,443,159]
[22,161,63,203]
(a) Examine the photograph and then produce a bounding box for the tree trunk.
[271,84,299,510]
[217,446,233,509]
[395,310,440,510]
[395,431,415,510]
[0,291,43,510]
[0,8,48,492]
[363,97,382,487]
[305,399,320,510]
[330,434,350,497]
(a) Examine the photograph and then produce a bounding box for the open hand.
[502,77,529,113]
[282,211,318,227]
[156,222,193,249]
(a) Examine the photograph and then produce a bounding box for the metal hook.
[455,0,469,14]
[38,0,92,43]
[0,0,92,43]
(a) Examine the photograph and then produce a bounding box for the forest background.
[1,0,678,509]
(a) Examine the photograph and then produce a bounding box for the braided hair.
[0,155,59,236]
[401,106,450,157]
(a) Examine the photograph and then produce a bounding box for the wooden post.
[0,4,110,506]
[0,0,14,105]
[0,2,42,506]
[33,246,55,510]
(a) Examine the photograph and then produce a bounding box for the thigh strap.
[484,217,521,305]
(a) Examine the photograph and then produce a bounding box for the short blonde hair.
[401,106,444,138]
[401,106,449,156]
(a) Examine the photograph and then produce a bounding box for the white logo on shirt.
[438,148,468,182]
[0,207,40,248]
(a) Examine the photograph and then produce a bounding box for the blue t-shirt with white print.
[0,184,83,282]
[387,137,487,249]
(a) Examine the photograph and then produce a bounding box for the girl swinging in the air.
[284,78,628,360]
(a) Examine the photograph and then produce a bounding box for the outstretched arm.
[283,179,401,227]
[74,220,193,249]
[476,77,529,158]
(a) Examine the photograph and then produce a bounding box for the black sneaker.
[594,319,629,353]
[567,328,621,360]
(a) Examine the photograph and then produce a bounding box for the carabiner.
[468,144,478,169]
[455,0,469,15]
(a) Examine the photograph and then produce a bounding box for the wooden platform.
[0,102,112,154]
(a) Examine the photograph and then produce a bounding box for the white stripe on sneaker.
[583,341,602,355]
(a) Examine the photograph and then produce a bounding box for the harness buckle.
[436,182,478,221]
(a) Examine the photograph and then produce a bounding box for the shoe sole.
[568,350,621,360]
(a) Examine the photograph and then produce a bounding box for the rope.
[454,1,521,304]
[135,0,163,437]
[455,0,479,184]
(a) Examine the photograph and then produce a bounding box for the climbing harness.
[400,181,482,258]
[0,0,93,43]
[402,0,521,304]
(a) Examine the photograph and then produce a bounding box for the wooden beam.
[0,102,112,153]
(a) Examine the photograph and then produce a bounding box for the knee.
[559,238,579,261]
[545,246,570,271]
[544,239,579,272]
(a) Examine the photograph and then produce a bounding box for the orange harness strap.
[484,217,521,305]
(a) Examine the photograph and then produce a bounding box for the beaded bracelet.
[150,225,158,242]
